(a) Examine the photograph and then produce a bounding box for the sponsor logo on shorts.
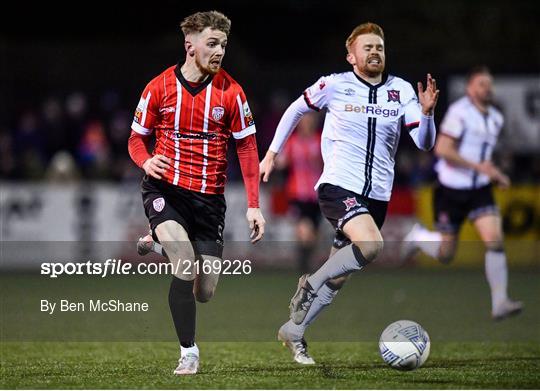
[212,106,225,121]
[343,197,361,211]
[153,197,165,212]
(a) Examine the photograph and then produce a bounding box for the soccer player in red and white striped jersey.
[128,11,265,375]
[277,112,323,274]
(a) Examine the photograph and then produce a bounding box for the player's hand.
[259,151,277,183]
[476,161,511,189]
[418,73,440,116]
[142,155,171,180]
[246,208,265,243]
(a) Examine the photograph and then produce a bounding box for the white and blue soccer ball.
[379,320,430,371]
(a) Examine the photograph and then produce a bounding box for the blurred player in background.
[275,112,323,273]
[260,22,439,364]
[401,66,523,321]
[128,11,265,375]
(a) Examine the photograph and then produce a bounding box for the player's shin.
[306,244,369,293]
[485,249,508,309]
[168,277,196,348]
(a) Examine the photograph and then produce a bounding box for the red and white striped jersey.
[282,132,323,202]
[131,65,256,194]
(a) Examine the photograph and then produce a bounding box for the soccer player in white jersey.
[401,66,523,321]
[259,22,439,364]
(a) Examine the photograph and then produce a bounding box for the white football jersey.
[306,72,422,201]
[436,96,504,189]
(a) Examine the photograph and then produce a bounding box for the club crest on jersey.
[211,106,225,121]
[153,197,165,212]
[387,89,401,103]
[343,197,361,211]
[344,88,356,96]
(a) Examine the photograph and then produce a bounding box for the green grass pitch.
[1,269,539,388]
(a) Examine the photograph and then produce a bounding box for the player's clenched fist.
[246,208,265,243]
[142,155,172,180]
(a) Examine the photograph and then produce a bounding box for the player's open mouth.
[368,58,381,65]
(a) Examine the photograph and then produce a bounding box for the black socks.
[168,277,196,346]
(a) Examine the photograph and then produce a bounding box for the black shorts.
[433,182,498,234]
[141,175,226,258]
[289,200,322,228]
[317,183,388,248]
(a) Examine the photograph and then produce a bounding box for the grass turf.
[1,269,539,388]
[1,341,539,389]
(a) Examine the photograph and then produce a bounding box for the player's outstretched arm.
[412,74,440,151]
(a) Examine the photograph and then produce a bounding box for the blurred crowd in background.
[2,1,539,186]
[1,87,538,186]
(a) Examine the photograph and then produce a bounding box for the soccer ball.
[379,320,430,371]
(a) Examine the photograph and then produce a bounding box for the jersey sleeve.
[402,83,422,131]
[229,86,257,140]
[131,82,160,136]
[303,75,333,111]
[440,105,464,139]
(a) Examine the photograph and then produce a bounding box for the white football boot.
[492,299,523,321]
[173,352,199,375]
[278,323,315,365]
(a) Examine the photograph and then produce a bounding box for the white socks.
[413,226,442,258]
[485,250,508,310]
[284,283,339,340]
[181,343,199,358]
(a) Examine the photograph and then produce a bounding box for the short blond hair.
[180,10,231,36]
[346,22,385,50]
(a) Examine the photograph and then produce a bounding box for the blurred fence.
[1,182,538,270]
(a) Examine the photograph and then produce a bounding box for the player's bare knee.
[438,253,454,265]
[352,238,384,263]
[438,245,456,264]
[195,287,215,303]
[437,235,457,264]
